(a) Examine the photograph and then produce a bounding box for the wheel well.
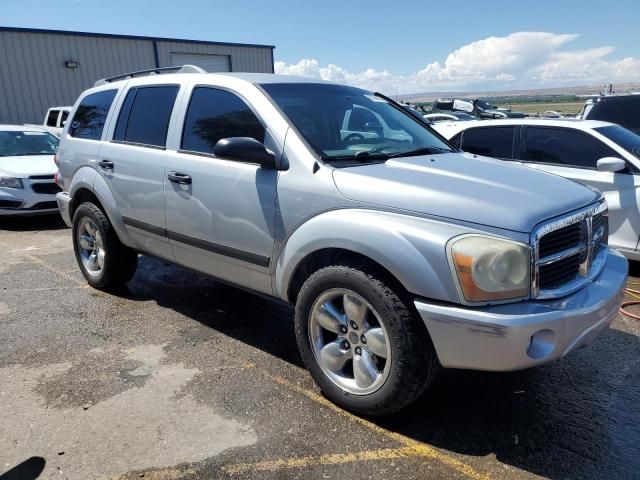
[69,188,103,220]
[287,248,407,303]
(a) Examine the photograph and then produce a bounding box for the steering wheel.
[343,133,365,143]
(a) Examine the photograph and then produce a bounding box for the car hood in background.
[332,152,601,233]
[0,155,56,177]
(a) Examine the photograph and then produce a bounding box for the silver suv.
[56,66,627,415]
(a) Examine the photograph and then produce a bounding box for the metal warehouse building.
[0,26,275,124]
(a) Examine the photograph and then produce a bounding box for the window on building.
[181,87,265,155]
[68,90,117,140]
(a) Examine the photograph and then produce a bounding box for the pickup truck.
[55,66,627,415]
[28,106,72,137]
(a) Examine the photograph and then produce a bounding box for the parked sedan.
[0,125,61,215]
[433,118,640,260]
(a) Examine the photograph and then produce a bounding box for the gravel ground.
[1,215,638,480]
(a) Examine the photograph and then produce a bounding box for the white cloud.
[274,32,640,94]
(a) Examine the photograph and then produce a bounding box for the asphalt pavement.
[1,215,638,480]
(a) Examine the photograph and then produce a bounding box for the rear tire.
[294,263,439,415]
[72,202,138,289]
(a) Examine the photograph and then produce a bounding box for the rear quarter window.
[68,90,117,140]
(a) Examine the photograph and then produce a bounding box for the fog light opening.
[527,329,556,360]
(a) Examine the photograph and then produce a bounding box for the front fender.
[275,209,483,303]
[69,166,135,248]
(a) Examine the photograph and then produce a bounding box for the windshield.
[0,130,59,157]
[260,83,453,163]
[595,125,640,159]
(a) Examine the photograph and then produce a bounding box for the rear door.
[97,83,180,259]
[519,125,640,253]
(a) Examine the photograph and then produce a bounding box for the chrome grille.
[532,201,608,299]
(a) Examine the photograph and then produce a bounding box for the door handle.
[168,171,192,185]
[98,159,114,170]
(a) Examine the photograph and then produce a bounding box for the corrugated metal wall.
[0,29,274,124]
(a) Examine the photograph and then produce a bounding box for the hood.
[332,152,601,233]
[0,155,56,177]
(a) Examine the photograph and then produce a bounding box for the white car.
[433,118,640,260]
[0,125,61,215]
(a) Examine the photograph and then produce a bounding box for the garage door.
[170,53,231,72]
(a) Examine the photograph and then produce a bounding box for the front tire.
[72,202,138,289]
[294,263,439,415]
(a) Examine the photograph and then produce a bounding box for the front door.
[164,86,277,295]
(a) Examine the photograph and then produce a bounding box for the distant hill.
[400,82,640,103]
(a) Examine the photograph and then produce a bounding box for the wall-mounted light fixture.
[65,60,79,68]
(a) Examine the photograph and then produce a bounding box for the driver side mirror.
[596,157,626,172]
[213,137,277,169]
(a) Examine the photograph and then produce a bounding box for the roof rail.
[94,64,206,87]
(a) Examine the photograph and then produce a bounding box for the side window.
[348,107,378,131]
[181,87,265,155]
[524,127,614,169]
[449,132,462,148]
[461,127,515,159]
[113,85,179,147]
[60,110,69,126]
[69,90,117,140]
[46,110,58,127]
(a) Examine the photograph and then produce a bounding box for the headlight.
[448,235,530,303]
[0,176,23,189]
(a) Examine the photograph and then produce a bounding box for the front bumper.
[56,191,72,227]
[0,183,60,216]
[415,248,627,371]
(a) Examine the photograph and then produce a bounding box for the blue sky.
[3,0,640,93]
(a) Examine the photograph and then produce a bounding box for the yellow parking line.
[26,254,84,286]
[247,365,491,480]
[223,446,416,474]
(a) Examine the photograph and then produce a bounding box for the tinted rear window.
[114,85,179,147]
[181,87,265,154]
[590,97,640,132]
[461,127,515,158]
[69,90,117,140]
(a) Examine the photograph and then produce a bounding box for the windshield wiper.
[321,151,390,162]
[387,146,451,158]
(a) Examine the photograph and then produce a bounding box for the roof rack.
[94,64,206,87]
